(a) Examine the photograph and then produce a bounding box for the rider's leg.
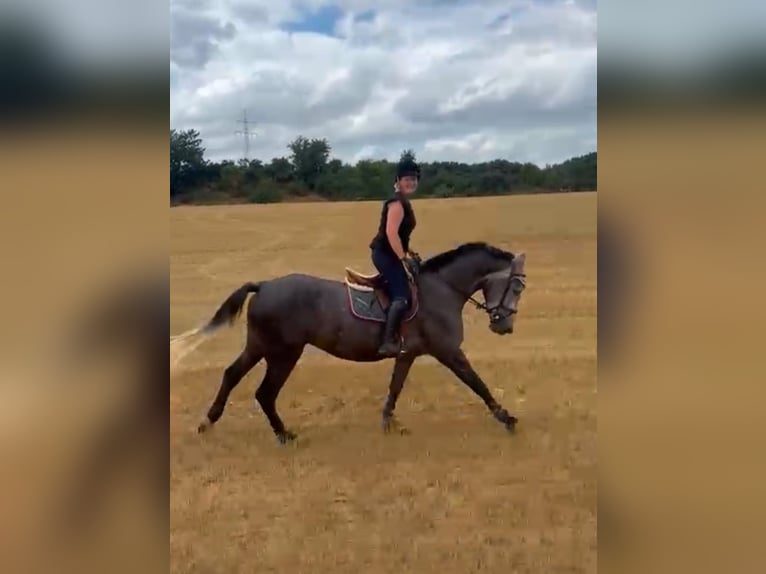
[371,249,410,356]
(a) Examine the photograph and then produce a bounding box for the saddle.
[343,267,418,323]
[345,268,384,289]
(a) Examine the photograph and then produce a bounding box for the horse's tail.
[203,282,261,334]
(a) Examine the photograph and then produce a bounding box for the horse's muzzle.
[490,321,513,335]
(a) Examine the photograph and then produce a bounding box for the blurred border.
[598,5,766,572]
[0,6,168,574]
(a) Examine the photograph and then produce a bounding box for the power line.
[235,109,256,161]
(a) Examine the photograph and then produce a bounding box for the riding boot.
[377,298,408,357]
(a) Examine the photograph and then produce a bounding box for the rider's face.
[398,176,418,194]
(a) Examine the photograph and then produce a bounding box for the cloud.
[170,6,237,69]
[170,0,597,165]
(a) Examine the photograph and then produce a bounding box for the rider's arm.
[385,202,407,260]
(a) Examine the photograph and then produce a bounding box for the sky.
[170,0,598,166]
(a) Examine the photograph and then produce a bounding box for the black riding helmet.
[396,157,420,181]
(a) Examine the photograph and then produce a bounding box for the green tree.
[288,135,331,190]
[220,164,244,191]
[169,127,597,204]
[400,148,416,163]
[356,159,394,199]
[265,157,294,183]
[242,159,263,187]
[170,129,206,199]
[520,162,544,189]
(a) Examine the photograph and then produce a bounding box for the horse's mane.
[420,242,514,273]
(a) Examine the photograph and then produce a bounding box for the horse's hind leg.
[255,347,303,444]
[198,349,262,433]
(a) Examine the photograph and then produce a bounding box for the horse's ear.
[513,252,526,270]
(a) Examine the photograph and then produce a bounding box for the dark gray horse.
[196,241,527,443]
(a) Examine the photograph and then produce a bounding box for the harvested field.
[170,192,597,573]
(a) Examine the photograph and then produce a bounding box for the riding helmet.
[396,158,420,181]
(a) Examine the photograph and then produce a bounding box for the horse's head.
[481,252,526,335]
[421,242,527,335]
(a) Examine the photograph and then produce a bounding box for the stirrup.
[377,341,401,357]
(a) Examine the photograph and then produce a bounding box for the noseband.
[441,270,526,321]
[471,272,526,322]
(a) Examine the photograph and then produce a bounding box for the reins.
[437,271,526,316]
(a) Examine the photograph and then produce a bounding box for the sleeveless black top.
[369,192,417,256]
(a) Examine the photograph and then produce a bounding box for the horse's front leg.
[381,353,416,434]
[434,348,517,432]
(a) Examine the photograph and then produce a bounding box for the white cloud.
[170,0,597,165]
[351,144,380,163]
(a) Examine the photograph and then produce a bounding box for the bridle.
[442,270,526,322]
[472,272,526,322]
[408,252,525,323]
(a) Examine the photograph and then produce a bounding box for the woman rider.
[369,158,421,357]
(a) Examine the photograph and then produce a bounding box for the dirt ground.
[170,192,596,573]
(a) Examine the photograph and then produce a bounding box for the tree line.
[170,129,596,205]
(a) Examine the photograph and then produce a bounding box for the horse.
[196,241,527,443]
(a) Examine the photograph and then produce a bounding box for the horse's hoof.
[197,418,212,434]
[277,430,297,445]
[492,406,517,433]
[382,417,410,435]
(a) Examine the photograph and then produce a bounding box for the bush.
[248,181,283,203]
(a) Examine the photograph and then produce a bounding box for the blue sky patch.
[282,4,344,36]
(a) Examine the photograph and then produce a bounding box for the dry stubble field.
[170,192,597,573]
